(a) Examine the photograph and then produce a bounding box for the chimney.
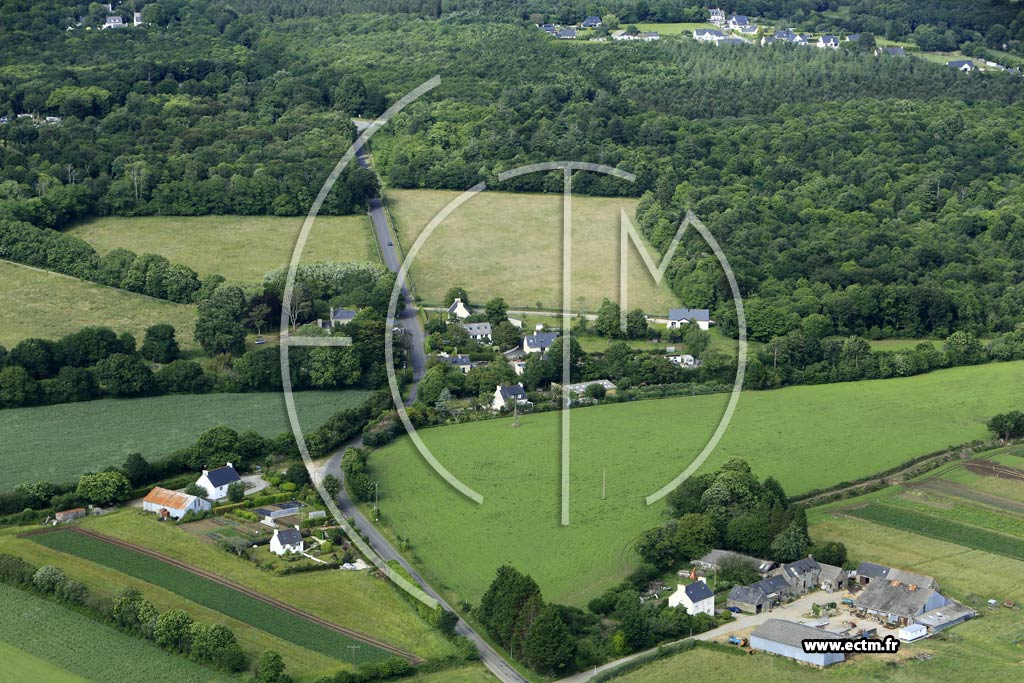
[294,524,300,531]
[202,469,209,477]
[698,576,707,584]
[535,323,544,331]
[226,462,233,469]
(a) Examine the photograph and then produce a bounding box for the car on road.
[387,240,393,246]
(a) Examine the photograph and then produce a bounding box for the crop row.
[33,531,391,664]
[845,503,1024,562]
[883,492,1024,538]
[0,582,236,683]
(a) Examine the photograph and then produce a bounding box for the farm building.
[693,549,777,576]
[562,379,617,396]
[750,619,845,667]
[854,561,890,585]
[195,462,241,500]
[854,567,947,626]
[818,563,849,592]
[493,383,528,411]
[447,298,472,319]
[728,574,793,613]
[270,526,304,556]
[914,600,976,633]
[142,487,211,520]
[775,556,822,593]
[523,331,559,354]
[898,623,928,642]
[668,578,715,616]
[666,307,712,330]
[253,501,303,526]
[54,508,87,523]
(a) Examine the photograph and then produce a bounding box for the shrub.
[32,565,66,593]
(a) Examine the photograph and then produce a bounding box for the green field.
[1,390,369,490]
[74,511,461,662]
[385,189,680,312]
[633,21,716,34]
[368,361,1024,606]
[67,215,378,282]
[33,529,394,665]
[0,583,238,683]
[0,260,198,350]
[0,642,89,683]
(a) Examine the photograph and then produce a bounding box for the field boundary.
[0,258,190,306]
[21,526,423,664]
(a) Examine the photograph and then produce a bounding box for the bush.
[32,564,66,593]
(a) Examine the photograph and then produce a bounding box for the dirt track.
[964,459,1024,481]
[22,525,422,664]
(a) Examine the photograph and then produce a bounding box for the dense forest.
[3,1,1024,339]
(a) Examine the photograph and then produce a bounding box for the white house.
[493,384,528,411]
[668,577,715,616]
[447,298,472,320]
[667,308,712,330]
[581,16,602,29]
[694,28,725,42]
[195,463,241,500]
[461,321,492,342]
[709,8,726,26]
[142,487,211,520]
[947,59,975,72]
[511,359,527,376]
[523,331,558,354]
[817,34,840,49]
[102,15,126,28]
[728,14,749,30]
[442,353,473,374]
[269,526,304,556]
[133,11,143,26]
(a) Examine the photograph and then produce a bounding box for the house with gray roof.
[728,14,749,29]
[581,16,602,28]
[855,561,891,585]
[876,46,905,56]
[750,619,846,667]
[270,526,304,556]
[694,28,725,42]
[493,383,528,411]
[854,568,947,626]
[329,307,357,327]
[947,59,975,72]
[817,34,840,49]
[523,331,559,354]
[818,563,848,592]
[194,462,241,500]
[728,574,794,613]
[441,354,473,373]
[776,556,821,593]
[667,307,712,330]
[668,578,715,616]
[557,27,577,39]
[461,321,492,342]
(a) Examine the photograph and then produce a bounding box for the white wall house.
[195,462,241,500]
[523,331,558,354]
[694,28,725,42]
[462,321,492,341]
[668,577,715,616]
[270,526,304,556]
[142,487,211,520]
[667,308,712,330]
[493,384,528,411]
[447,298,472,319]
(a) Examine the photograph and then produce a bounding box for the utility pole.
[347,644,361,661]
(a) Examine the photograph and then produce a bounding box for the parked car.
[728,606,742,614]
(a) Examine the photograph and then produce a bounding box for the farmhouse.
[447,297,472,320]
[775,556,821,593]
[581,16,601,28]
[539,23,557,34]
[817,34,840,49]
[461,321,493,342]
[493,383,528,411]
[750,619,846,667]
[728,574,793,613]
[54,508,87,523]
[709,8,726,25]
[523,331,559,354]
[195,462,241,500]
[142,487,211,520]
[694,28,725,42]
[557,27,577,39]
[728,14,749,30]
[269,526,304,556]
[854,567,946,626]
[947,59,975,72]
[667,308,712,330]
[693,549,777,576]
[668,577,715,616]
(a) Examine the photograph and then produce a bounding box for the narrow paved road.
[328,129,525,683]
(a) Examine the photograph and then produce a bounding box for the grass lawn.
[76,511,460,661]
[1,390,369,490]
[0,642,89,683]
[385,189,680,312]
[66,215,378,283]
[0,260,198,350]
[0,582,239,683]
[633,22,716,34]
[367,361,1024,607]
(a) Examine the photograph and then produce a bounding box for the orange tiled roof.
[143,486,194,510]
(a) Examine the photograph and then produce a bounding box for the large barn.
[142,487,211,520]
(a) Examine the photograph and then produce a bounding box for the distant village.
[537,8,1018,75]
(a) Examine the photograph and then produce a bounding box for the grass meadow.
[67,214,378,282]
[0,642,88,683]
[384,189,680,312]
[1,390,369,490]
[74,512,461,663]
[0,260,198,350]
[633,22,717,34]
[0,582,238,683]
[367,361,1024,606]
